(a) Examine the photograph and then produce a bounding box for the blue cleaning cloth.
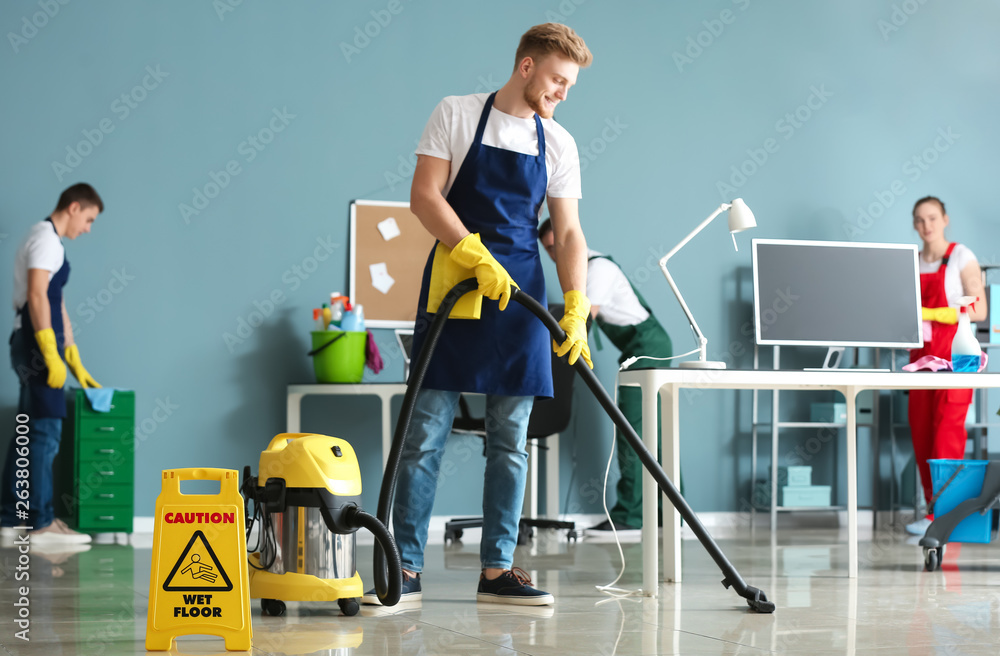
[84,388,117,413]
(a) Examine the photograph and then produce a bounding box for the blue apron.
[11,218,69,418]
[411,92,552,397]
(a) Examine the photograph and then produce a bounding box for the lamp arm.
[657,203,731,363]
[659,262,709,361]
[658,203,730,265]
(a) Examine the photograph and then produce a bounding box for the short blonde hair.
[514,23,592,71]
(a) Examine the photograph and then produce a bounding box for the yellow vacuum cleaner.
[242,433,401,616]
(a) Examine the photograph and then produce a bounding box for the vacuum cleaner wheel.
[338,597,360,616]
[260,598,286,617]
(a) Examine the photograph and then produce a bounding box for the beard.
[523,78,555,119]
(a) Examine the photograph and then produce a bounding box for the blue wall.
[2,1,999,518]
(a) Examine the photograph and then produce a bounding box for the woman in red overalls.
[906,196,987,535]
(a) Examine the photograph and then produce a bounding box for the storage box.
[810,402,846,423]
[928,459,993,543]
[780,466,812,487]
[780,485,832,508]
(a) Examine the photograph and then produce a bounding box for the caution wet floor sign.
[146,469,251,651]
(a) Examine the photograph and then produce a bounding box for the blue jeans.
[392,388,532,572]
[1,382,62,530]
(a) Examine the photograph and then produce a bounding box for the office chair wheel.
[517,524,534,545]
[261,598,286,616]
[923,547,940,572]
[338,597,360,616]
[566,529,579,542]
[445,528,463,542]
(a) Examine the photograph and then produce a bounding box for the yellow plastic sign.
[146,468,251,651]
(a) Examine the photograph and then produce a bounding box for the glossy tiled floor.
[2,522,1000,655]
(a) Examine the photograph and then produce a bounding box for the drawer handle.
[98,493,115,499]
[99,470,114,476]
[97,426,115,432]
[98,516,116,521]
[98,449,116,454]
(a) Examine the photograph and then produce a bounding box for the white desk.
[287,383,408,468]
[285,384,558,520]
[618,368,1000,596]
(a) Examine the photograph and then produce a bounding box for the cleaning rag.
[365,330,384,374]
[84,387,117,412]
[902,353,988,373]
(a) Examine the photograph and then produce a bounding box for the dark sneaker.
[362,571,421,605]
[477,567,553,606]
[589,519,640,532]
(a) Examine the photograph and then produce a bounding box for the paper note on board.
[377,217,401,241]
[369,262,395,294]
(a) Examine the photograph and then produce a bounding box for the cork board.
[349,200,436,328]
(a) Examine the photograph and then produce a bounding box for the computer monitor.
[752,239,923,349]
[394,329,414,380]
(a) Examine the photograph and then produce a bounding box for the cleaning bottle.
[329,301,344,329]
[321,303,333,330]
[341,304,365,332]
[313,308,326,331]
[951,295,981,372]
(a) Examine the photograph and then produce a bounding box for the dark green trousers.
[609,386,682,527]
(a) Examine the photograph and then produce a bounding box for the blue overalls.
[394,93,552,571]
[1,218,70,529]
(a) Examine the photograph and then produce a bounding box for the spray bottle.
[951,295,981,372]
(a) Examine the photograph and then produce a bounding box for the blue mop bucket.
[928,459,993,543]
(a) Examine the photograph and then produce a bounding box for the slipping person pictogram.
[180,554,218,583]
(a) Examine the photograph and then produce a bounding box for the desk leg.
[661,385,681,584]
[287,393,303,433]
[380,391,393,470]
[845,386,858,579]
[546,433,560,519]
[641,380,661,597]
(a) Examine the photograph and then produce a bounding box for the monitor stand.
[804,347,890,372]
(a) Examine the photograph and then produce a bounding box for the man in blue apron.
[364,24,592,607]
[540,219,674,531]
[1,184,103,545]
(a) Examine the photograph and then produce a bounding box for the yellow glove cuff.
[448,233,486,267]
[65,343,81,366]
[922,307,958,324]
[64,343,101,388]
[35,328,67,389]
[563,290,591,320]
[35,327,58,352]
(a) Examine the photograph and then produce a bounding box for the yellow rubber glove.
[922,307,958,324]
[65,344,101,389]
[554,290,593,368]
[449,233,518,311]
[34,328,67,389]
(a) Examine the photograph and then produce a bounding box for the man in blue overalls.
[364,24,592,607]
[540,219,674,532]
[1,183,103,545]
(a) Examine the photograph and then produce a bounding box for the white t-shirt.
[587,250,650,327]
[415,93,581,205]
[918,243,977,307]
[12,220,64,329]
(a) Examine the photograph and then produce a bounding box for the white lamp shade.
[727,198,757,233]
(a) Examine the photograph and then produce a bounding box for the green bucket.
[310,331,367,383]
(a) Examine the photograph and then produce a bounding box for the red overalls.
[908,242,973,506]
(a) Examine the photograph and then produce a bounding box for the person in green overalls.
[540,219,673,530]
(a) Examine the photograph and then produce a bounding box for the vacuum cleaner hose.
[345,505,402,604]
[509,287,774,613]
[372,278,480,605]
[373,278,774,613]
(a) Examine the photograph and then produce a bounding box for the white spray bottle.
[951,295,981,372]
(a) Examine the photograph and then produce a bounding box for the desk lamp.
[659,198,757,369]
